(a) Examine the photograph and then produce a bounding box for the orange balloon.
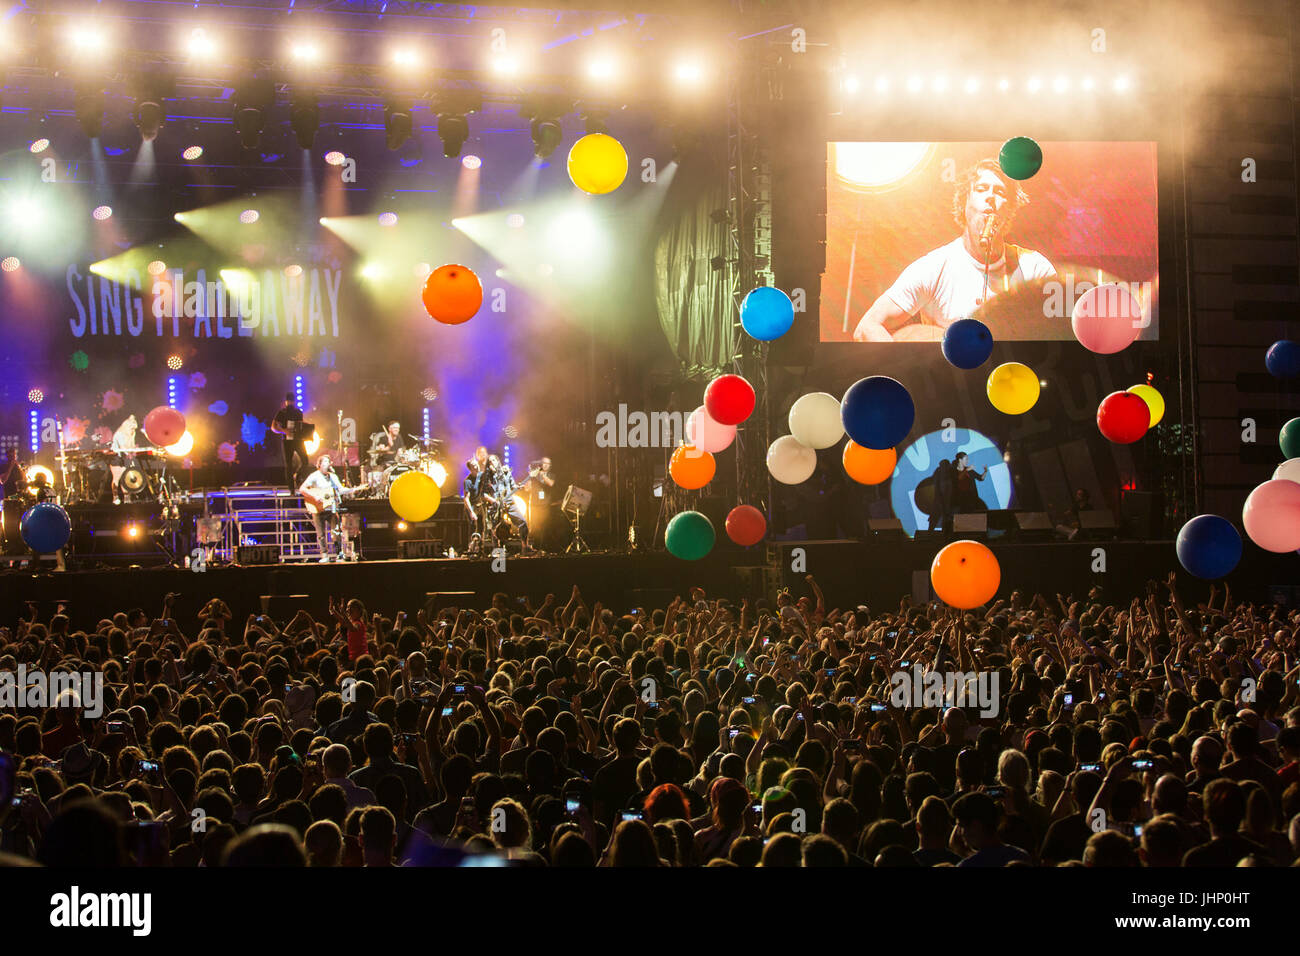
[422,264,483,325]
[930,540,1001,610]
[669,445,716,490]
[842,441,897,485]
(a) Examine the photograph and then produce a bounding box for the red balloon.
[1096,391,1150,444]
[143,405,186,446]
[704,374,756,426]
[725,504,767,546]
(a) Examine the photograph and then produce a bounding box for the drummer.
[372,420,405,466]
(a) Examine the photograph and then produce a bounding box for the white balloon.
[767,435,818,485]
[1275,458,1300,484]
[788,392,844,450]
[686,405,736,454]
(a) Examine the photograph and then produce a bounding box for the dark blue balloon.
[20,502,72,555]
[740,287,795,342]
[1176,514,1242,580]
[1265,340,1300,379]
[840,376,915,450]
[942,319,994,370]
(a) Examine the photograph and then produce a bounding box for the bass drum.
[530,503,573,553]
[383,464,413,495]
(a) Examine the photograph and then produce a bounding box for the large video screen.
[820,141,1159,342]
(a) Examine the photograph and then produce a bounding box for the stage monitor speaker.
[237,544,280,566]
[260,594,311,619]
[1015,512,1052,531]
[987,510,1016,533]
[1079,509,1118,539]
[426,591,477,616]
[398,539,443,559]
[1120,490,1163,539]
[868,518,905,542]
[1014,511,1053,540]
[953,514,987,533]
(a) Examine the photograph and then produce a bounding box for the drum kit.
[57,446,180,505]
[363,438,448,498]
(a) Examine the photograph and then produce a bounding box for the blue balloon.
[1265,340,1300,379]
[942,319,994,370]
[1176,514,1243,580]
[840,376,915,450]
[20,502,72,555]
[739,287,795,342]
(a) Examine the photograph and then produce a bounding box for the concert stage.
[6,539,1295,634]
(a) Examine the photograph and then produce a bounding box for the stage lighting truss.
[837,67,1136,101]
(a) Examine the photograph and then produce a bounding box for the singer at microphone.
[852,157,1056,342]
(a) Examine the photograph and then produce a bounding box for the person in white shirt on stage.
[853,159,1056,342]
[299,455,349,563]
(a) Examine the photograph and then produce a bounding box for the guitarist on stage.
[271,393,310,488]
[299,455,357,563]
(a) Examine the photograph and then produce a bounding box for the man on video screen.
[853,159,1056,342]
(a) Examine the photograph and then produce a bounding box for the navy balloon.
[740,287,795,342]
[942,319,994,370]
[1175,514,1243,580]
[840,376,915,450]
[20,502,72,554]
[1265,340,1299,379]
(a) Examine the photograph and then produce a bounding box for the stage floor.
[5,538,1295,630]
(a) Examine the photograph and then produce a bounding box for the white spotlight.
[842,74,860,95]
[587,56,618,81]
[1053,75,1069,93]
[964,76,980,94]
[874,75,890,93]
[673,59,704,86]
[906,75,923,93]
[1027,76,1042,93]
[187,28,217,59]
[1114,75,1132,93]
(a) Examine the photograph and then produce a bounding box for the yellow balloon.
[986,362,1040,415]
[1127,384,1164,426]
[389,471,441,523]
[567,133,628,195]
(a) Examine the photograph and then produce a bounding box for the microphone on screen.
[979,209,998,247]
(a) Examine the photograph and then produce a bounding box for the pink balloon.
[1242,478,1300,553]
[143,405,186,446]
[1070,283,1143,354]
[686,405,736,454]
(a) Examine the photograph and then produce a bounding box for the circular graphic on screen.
[889,428,1013,537]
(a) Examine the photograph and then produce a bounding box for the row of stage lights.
[5,21,715,159]
[840,72,1135,96]
[49,24,710,87]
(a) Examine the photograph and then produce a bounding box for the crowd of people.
[2,573,1298,867]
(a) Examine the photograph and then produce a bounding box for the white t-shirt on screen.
[883,238,1056,330]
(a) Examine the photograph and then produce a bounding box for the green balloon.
[665,510,716,561]
[999,136,1042,181]
[1282,417,1300,460]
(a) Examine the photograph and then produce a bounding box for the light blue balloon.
[740,287,795,342]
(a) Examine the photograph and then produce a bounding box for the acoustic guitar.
[302,482,362,516]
